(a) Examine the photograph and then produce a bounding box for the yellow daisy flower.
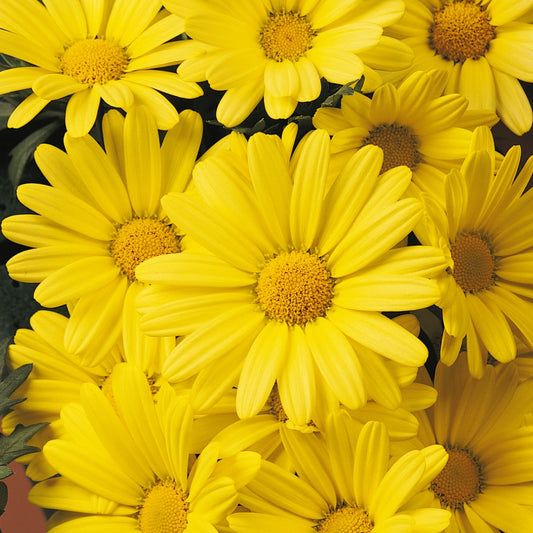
[1,106,203,365]
[1,304,178,481]
[385,0,533,135]
[399,358,533,532]
[513,337,533,380]
[0,0,202,136]
[211,378,438,469]
[28,363,260,533]
[208,315,436,465]
[229,415,450,532]
[313,69,497,204]
[165,0,412,127]
[136,128,447,423]
[415,127,533,376]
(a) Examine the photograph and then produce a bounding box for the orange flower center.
[256,251,334,326]
[138,480,189,533]
[60,38,129,85]
[430,1,496,63]
[259,11,315,62]
[361,124,421,172]
[317,505,374,533]
[110,217,180,282]
[430,446,484,509]
[450,232,496,293]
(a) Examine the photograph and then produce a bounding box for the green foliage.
[0,268,40,339]
[0,423,46,479]
[320,77,365,108]
[0,338,46,517]
[7,121,61,188]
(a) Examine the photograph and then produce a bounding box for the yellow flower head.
[385,0,533,135]
[1,307,177,481]
[314,69,498,204]
[2,106,203,364]
[28,363,260,533]
[229,414,451,533]
[136,127,447,424]
[416,126,533,376]
[166,0,413,127]
[0,0,203,135]
[404,357,533,532]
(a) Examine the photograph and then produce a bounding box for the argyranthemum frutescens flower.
[28,363,260,533]
[210,374,437,470]
[396,358,533,532]
[2,106,203,365]
[1,299,179,481]
[165,0,412,127]
[415,127,533,376]
[208,314,437,464]
[385,0,533,135]
[0,0,203,136]
[228,414,450,532]
[313,69,497,205]
[135,128,447,424]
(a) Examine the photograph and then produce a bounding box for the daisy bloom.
[313,69,497,205]
[1,106,203,365]
[400,358,533,532]
[210,376,438,470]
[1,295,182,481]
[209,314,437,464]
[0,0,203,136]
[385,0,533,135]
[136,128,447,424]
[166,0,411,127]
[229,414,450,533]
[415,127,533,376]
[28,363,260,533]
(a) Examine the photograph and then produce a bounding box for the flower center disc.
[317,505,373,533]
[110,218,180,282]
[450,232,495,293]
[361,124,421,172]
[256,251,334,326]
[61,38,129,85]
[430,447,484,509]
[138,480,189,533]
[259,11,315,61]
[430,1,495,63]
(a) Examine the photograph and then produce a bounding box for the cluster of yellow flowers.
[1,1,533,532]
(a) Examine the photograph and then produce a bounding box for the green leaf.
[0,338,9,379]
[321,77,365,108]
[0,423,47,471]
[0,481,7,517]
[0,466,11,480]
[0,363,32,418]
[8,121,61,188]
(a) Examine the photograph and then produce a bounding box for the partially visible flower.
[211,376,437,468]
[2,310,120,481]
[28,363,260,533]
[313,69,497,204]
[166,0,411,127]
[136,129,447,424]
[0,0,202,135]
[385,0,533,135]
[209,314,437,465]
[397,358,533,532]
[229,415,450,533]
[415,127,533,376]
[2,106,203,364]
